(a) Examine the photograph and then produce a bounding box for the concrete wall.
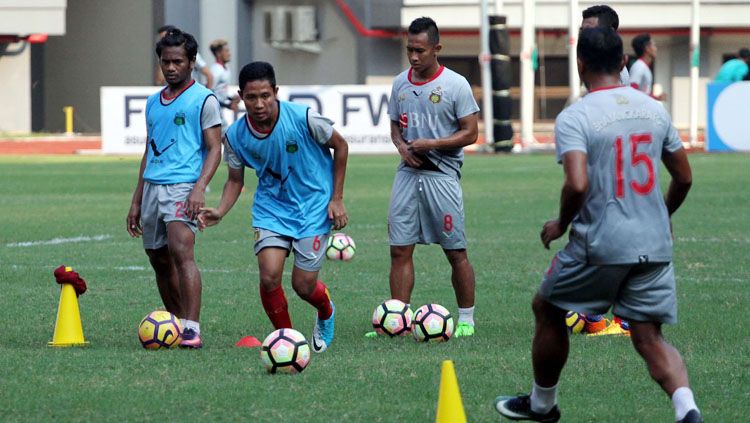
[251,0,359,85]
[0,43,31,132]
[42,0,152,132]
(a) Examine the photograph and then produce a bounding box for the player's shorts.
[539,250,677,324]
[253,228,329,272]
[141,181,198,249]
[388,168,466,249]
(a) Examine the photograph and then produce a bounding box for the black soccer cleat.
[677,409,703,423]
[494,394,561,422]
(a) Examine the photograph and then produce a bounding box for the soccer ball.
[411,304,454,342]
[260,328,311,374]
[326,233,356,261]
[372,299,413,337]
[138,310,183,349]
[565,311,585,334]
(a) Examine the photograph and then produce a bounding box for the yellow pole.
[63,106,74,135]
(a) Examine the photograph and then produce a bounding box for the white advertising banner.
[100,85,395,154]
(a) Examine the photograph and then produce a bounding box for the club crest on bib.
[615,95,629,105]
[429,87,443,104]
[173,112,186,126]
[285,138,299,153]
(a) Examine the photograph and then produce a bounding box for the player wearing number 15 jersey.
[198,62,349,354]
[495,27,701,423]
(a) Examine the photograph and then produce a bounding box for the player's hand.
[197,207,222,231]
[408,138,434,154]
[398,143,422,168]
[328,200,348,230]
[230,96,240,112]
[126,203,142,237]
[540,219,565,249]
[186,188,206,220]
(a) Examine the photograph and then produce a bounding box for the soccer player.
[154,25,213,89]
[630,33,667,100]
[198,61,348,353]
[127,28,223,349]
[209,39,240,132]
[372,16,479,338]
[714,48,750,82]
[581,5,629,85]
[494,27,700,423]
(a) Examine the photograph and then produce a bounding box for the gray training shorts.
[539,249,678,324]
[388,168,467,249]
[141,181,198,249]
[253,228,330,272]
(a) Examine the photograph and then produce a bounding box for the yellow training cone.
[48,283,89,347]
[435,360,467,423]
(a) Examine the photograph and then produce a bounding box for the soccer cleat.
[179,328,203,349]
[454,322,475,337]
[494,394,561,422]
[364,331,378,338]
[583,317,609,334]
[586,321,631,337]
[677,409,703,423]
[312,300,335,353]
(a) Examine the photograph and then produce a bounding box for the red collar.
[161,79,195,100]
[408,65,445,86]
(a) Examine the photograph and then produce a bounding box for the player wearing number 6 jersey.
[495,27,701,422]
[198,61,349,353]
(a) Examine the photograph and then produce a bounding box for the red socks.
[259,285,292,329]
[305,281,332,320]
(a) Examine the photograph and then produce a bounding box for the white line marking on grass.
[6,234,113,248]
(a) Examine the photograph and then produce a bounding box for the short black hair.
[157,25,176,35]
[582,5,619,30]
[408,17,440,45]
[739,48,750,59]
[155,27,198,61]
[239,61,276,91]
[632,33,652,58]
[577,27,623,74]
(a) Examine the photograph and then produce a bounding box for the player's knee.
[259,273,282,292]
[291,278,315,298]
[390,246,413,262]
[531,295,564,322]
[444,249,469,267]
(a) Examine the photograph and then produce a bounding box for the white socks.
[672,387,698,421]
[530,382,558,414]
[184,319,201,334]
[458,306,475,326]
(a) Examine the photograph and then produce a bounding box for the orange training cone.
[48,282,89,347]
[435,360,467,423]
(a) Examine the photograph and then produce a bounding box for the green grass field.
[0,153,747,421]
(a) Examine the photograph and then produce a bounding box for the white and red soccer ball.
[260,328,311,374]
[411,303,454,342]
[372,299,413,337]
[326,233,356,261]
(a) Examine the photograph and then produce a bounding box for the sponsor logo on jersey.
[429,86,443,104]
[285,139,299,153]
[399,112,408,129]
[173,112,186,126]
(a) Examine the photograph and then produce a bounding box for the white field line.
[5,234,112,248]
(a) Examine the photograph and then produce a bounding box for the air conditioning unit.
[264,6,291,43]
[290,6,317,43]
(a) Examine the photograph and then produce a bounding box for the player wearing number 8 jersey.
[377,17,480,339]
[198,62,349,353]
[495,27,701,422]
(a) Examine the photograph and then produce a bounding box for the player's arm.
[661,148,692,216]
[200,66,213,89]
[408,112,479,154]
[327,129,349,230]
[127,142,149,237]
[390,120,422,168]
[541,151,588,249]
[198,165,245,231]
